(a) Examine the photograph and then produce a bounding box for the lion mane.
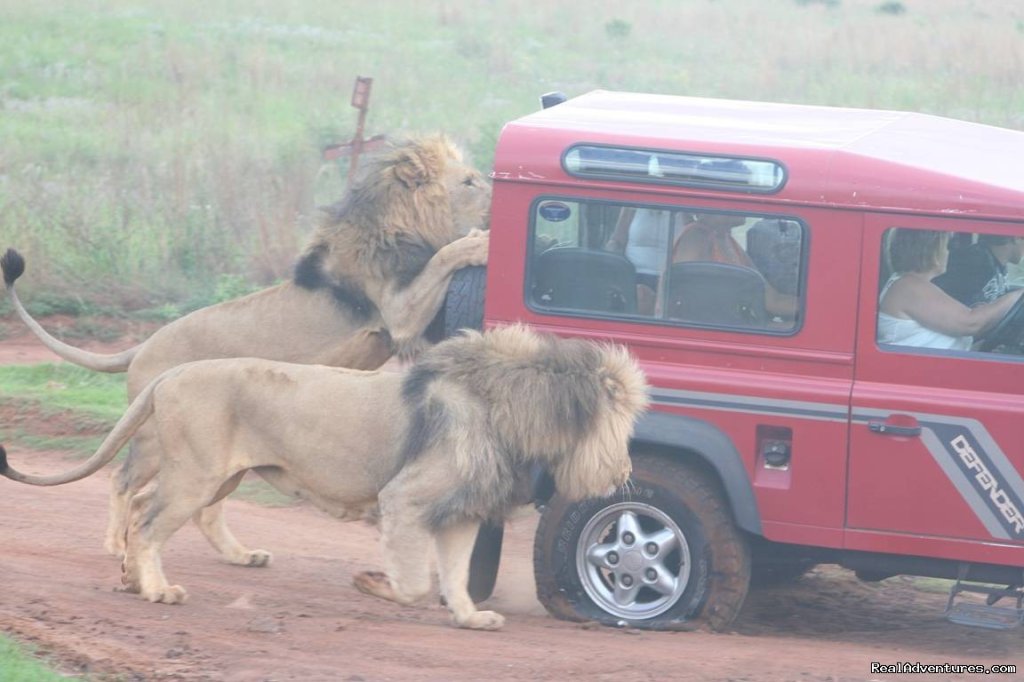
[0,134,491,563]
[0,325,649,630]
[401,326,651,528]
[294,135,490,320]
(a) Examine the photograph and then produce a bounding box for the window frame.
[874,224,1024,362]
[561,143,789,195]
[524,194,809,337]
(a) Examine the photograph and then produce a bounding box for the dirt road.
[0,329,1020,681]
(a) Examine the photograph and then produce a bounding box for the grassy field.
[0,634,84,681]
[1,0,1023,311]
[0,363,300,503]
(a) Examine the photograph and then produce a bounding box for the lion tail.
[0,365,179,486]
[1,249,139,373]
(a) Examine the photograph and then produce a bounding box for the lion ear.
[602,373,623,401]
[393,146,442,189]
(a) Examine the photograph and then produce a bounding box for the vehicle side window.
[876,226,1024,356]
[528,199,806,333]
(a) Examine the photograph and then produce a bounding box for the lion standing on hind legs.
[0,325,650,630]
[0,134,491,564]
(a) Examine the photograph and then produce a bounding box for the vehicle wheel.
[534,453,751,631]
[443,265,487,336]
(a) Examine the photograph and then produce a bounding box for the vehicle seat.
[746,219,801,296]
[665,261,767,327]
[532,247,638,314]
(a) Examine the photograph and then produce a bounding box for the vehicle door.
[847,215,1024,565]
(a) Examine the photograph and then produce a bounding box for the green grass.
[0,423,110,457]
[0,361,301,495]
[0,364,126,422]
[0,634,83,681]
[1,0,1023,310]
[0,363,126,456]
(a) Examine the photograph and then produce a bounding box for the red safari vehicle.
[463,90,1024,630]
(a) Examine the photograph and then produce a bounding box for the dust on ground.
[0,319,1020,681]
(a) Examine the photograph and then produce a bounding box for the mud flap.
[468,522,504,603]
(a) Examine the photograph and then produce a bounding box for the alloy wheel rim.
[575,501,690,620]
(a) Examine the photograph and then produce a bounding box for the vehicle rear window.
[563,146,785,193]
[528,197,806,334]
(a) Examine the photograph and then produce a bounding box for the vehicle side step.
[944,575,1024,630]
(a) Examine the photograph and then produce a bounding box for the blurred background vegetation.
[1,0,1023,314]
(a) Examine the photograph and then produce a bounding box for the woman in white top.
[606,208,683,314]
[878,229,1023,350]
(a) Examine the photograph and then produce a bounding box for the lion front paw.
[453,231,490,267]
[455,609,505,631]
[143,584,188,605]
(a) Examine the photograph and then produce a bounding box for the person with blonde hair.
[877,228,1023,350]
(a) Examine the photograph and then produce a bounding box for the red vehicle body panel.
[484,90,1024,572]
[492,90,1024,219]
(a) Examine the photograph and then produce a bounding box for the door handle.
[868,419,922,437]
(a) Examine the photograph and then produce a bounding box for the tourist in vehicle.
[604,207,684,314]
[934,233,1024,307]
[672,211,799,320]
[878,228,1023,350]
[605,207,675,288]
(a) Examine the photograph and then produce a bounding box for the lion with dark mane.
[1,135,491,564]
[0,325,649,630]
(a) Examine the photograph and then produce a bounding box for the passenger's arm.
[897,280,1023,337]
[605,208,635,252]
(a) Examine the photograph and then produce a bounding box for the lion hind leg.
[105,477,134,558]
[105,433,160,558]
[352,570,400,601]
[436,519,505,631]
[125,473,218,605]
[121,488,154,593]
[193,474,272,567]
[105,432,159,557]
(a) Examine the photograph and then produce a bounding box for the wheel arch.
[630,410,762,537]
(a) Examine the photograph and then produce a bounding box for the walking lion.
[1,134,491,563]
[0,326,649,630]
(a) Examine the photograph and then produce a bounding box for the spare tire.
[442,265,487,336]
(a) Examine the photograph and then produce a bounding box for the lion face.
[443,158,492,238]
[298,135,492,295]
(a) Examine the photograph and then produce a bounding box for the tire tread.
[533,452,751,631]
